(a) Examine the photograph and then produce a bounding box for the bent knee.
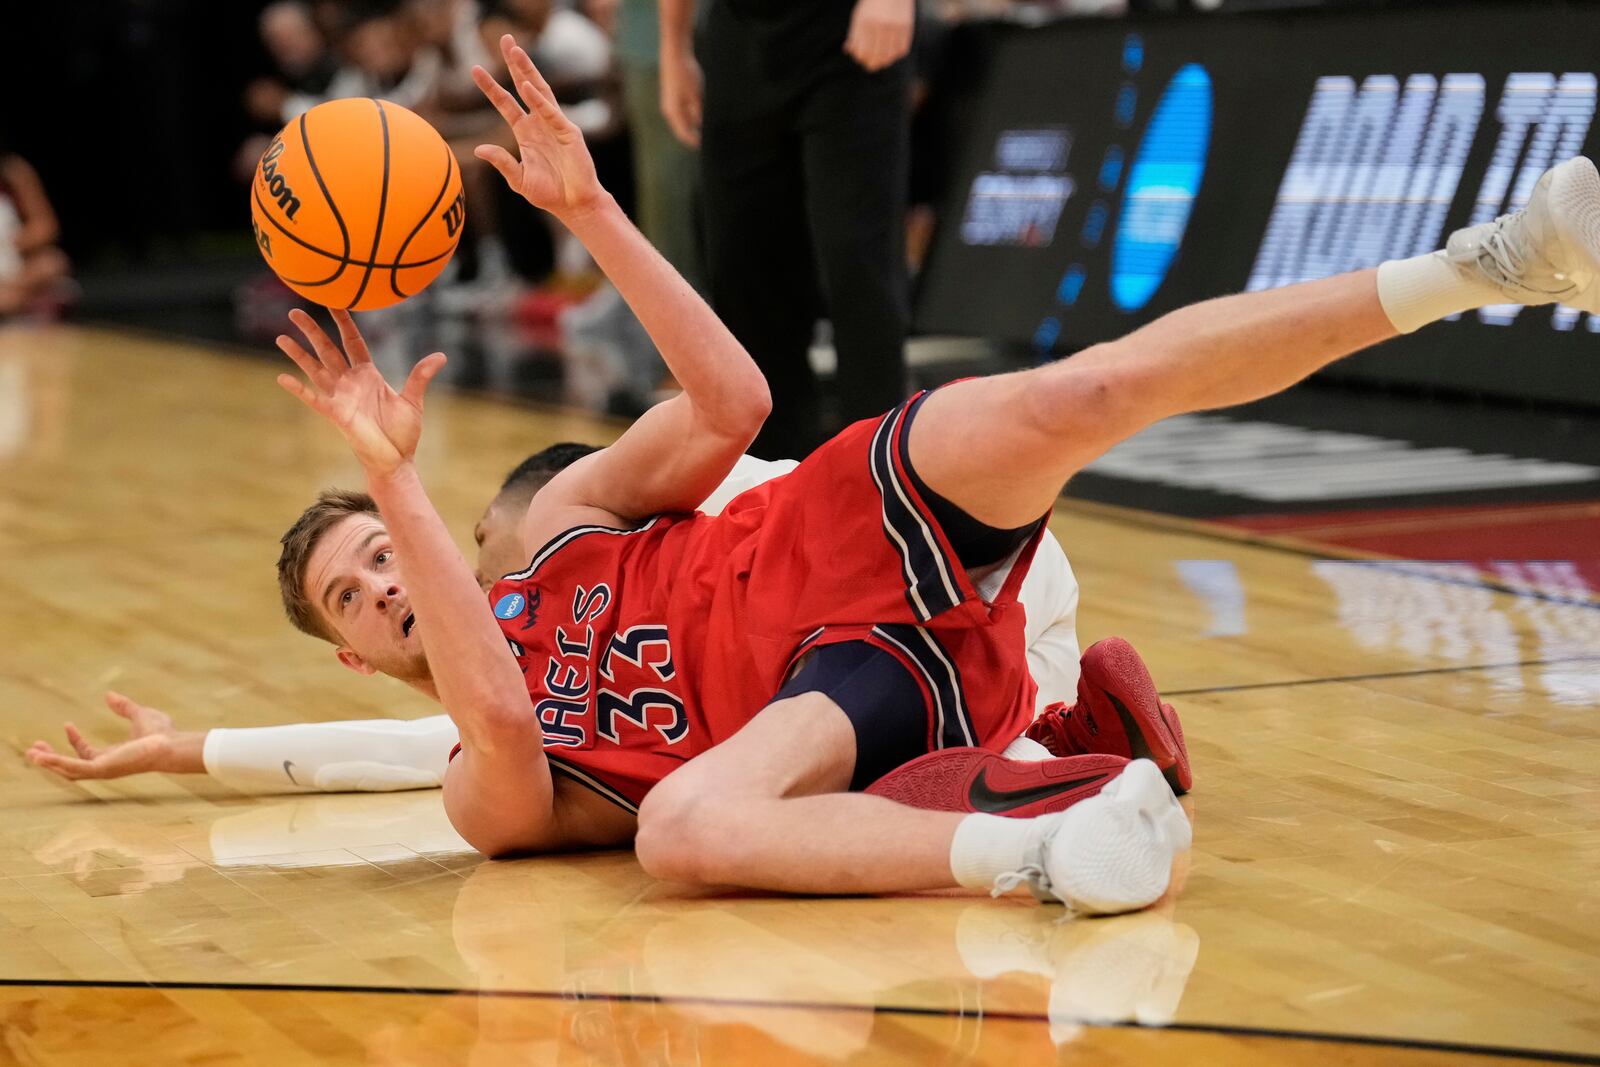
[635,776,742,885]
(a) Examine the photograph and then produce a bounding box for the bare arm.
[2,156,61,252]
[473,37,769,527]
[276,310,564,853]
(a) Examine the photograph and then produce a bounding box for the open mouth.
[402,613,416,638]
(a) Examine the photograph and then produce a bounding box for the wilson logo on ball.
[258,139,303,221]
[442,192,466,239]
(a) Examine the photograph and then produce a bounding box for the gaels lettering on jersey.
[517,582,689,750]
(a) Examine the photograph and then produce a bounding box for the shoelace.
[992,828,1063,904]
[1477,216,1530,285]
[1478,213,1575,297]
[1034,704,1097,757]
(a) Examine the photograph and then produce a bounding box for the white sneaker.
[993,759,1190,915]
[1446,156,1600,314]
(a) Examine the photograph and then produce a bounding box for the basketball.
[250,98,465,312]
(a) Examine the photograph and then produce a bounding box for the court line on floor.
[1164,655,1600,697]
[0,978,1593,1065]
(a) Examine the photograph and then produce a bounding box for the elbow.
[458,698,540,754]
[744,383,772,433]
[731,379,771,437]
[700,380,771,442]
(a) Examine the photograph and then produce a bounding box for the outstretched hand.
[471,34,605,218]
[27,692,182,781]
[275,307,446,476]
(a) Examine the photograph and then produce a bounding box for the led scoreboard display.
[914,3,1600,404]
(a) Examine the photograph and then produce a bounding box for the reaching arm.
[472,37,769,524]
[27,692,457,793]
[275,310,565,853]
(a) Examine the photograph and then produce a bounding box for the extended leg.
[909,268,1397,528]
[909,156,1600,528]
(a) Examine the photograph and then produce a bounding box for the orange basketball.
[250,98,465,311]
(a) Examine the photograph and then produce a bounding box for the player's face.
[304,514,432,683]
[472,500,524,592]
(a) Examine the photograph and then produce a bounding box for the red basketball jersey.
[487,394,1042,813]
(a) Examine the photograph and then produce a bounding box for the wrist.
[160,731,209,774]
[366,459,421,496]
[554,190,621,230]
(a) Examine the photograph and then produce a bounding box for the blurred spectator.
[482,0,613,92]
[0,138,72,319]
[407,0,494,114]
[662,0,915,459]
[246,2,340,128]
[235,2,340,183]
[310,2,444,112]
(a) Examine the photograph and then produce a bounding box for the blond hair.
[277,489,379,642]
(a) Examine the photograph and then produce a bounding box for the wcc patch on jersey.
[493,588,541,630]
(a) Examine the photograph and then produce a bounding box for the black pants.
[698,6,912,460]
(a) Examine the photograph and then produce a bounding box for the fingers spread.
[276,334,333,392]
[474,144,521,188]
[330,308,373,365]
[105,691,134,718]
[472,64,527,129]
[64,723,97,760]
[277,373,329,415]
[288,308,350,371]
[401,352,448,406]
[503,37,557,112]
[29,750,93,780]
[523,82,576,142]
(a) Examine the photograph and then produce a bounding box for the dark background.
[1,2,270,263]
[914,2,1600,404]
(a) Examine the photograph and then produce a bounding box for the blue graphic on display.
[1081,202,1109,248]
[1114,84,1138,127]
[1122,34,1143,74]
[1098,145,1125,192]
[1034,316,1062,352]
[494,593,526,620]
[1111,64,1212,312]
[1057,266,1087,306]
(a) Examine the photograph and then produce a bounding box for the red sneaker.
[1026,637,1193,795]
[865,748,1129,818]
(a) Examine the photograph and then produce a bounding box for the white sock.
[1001,735,1053,762]
[950,812,1053,890]
[1376,251,1501,334]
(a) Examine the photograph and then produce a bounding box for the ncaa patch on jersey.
[494,593,526,620]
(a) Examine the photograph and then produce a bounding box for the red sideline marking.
[1217,500,1600,591]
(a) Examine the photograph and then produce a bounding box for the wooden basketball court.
[1,324,1596,1066]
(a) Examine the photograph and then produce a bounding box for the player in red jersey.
[270,34,1600,912]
